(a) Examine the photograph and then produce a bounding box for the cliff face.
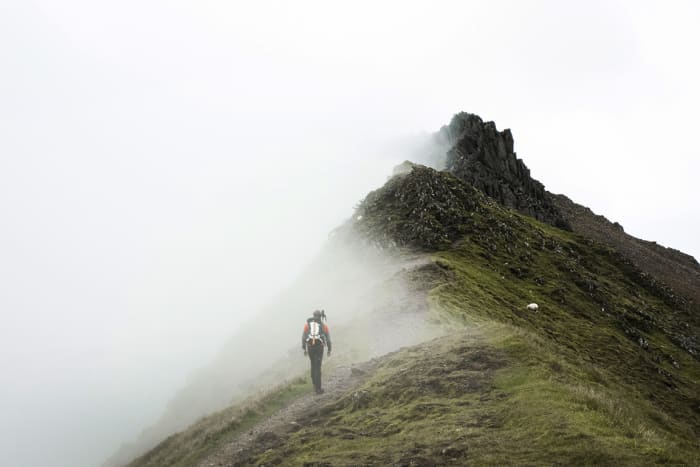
[437,112,570,230]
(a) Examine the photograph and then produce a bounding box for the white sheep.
[526,303,539,312]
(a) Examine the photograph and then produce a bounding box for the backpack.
[307,320,324,347]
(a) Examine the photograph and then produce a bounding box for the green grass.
[254,325,699,465]
[251,200,700,465]
[127,377,310,467]
[429,209,700,433]
[488,328,697,465]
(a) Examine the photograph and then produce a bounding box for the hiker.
[302,309,332,394]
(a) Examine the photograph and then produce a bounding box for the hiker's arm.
[323,324,332,352]
[301,323,309,350]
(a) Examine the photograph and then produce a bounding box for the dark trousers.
[308,344,324,393]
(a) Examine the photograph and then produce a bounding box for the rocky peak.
[437,112,570,230]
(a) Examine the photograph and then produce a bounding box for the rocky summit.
[437,112,570,230]
[435,112,699,306]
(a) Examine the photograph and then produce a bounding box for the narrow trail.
[198,360,377,467]
[197,255,441,466]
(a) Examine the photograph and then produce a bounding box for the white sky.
[1,1,698,466]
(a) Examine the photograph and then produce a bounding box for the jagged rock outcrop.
[431,112,698,306]
[437,112,570,230]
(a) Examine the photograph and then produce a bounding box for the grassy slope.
[256,327,697,466]
[431,206,699,431]
[252,182,700,465]
[130,167,699,466]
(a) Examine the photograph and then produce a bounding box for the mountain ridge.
[113,112,699,466]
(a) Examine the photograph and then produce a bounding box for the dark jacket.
[301,318,332,351]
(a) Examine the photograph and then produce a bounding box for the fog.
[2,1,699,466]
[103,234,446,466]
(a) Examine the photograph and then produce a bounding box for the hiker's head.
[313,310,322,319]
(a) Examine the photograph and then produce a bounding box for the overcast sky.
[1,1,698,466]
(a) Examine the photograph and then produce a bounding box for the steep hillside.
[551,193,700,305]
[126,163,699,466]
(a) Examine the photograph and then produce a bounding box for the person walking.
[302,310,332,394]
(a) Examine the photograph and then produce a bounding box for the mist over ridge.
[119,120,700,465]
[2,2,700,466]
[1,117,407,467]
[109,110,700,465]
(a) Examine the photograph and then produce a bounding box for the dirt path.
[197,360,376,467]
